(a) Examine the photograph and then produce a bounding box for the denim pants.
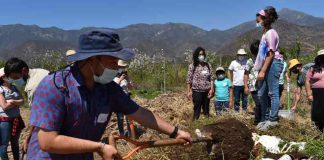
[192,90,210,120]
[258,59,283,122]
[233,86,248,112]
[214,101,229,114]
[0,121,20,160]
[251,91,262,123]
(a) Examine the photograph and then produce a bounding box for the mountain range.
[1,8,324,62]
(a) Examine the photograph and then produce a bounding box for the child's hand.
[244,87,249,95]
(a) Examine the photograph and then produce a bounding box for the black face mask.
[291,68,299,74]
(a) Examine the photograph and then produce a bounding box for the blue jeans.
[233,86,248,112]
[258,59,283,122]
[0,121,20,160]
[214,101,229,114]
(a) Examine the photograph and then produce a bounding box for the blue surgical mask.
[93,63,118,85]
[9,78,26,88]
[256,23,263,30]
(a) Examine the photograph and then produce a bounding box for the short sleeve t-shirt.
[297,63,314,87]
[27,65,139,160]
[306,67,324,88]
[255,29,282,71]
[0,85,22,117]
[228,59,247,86]
[245,58,258,92]
[214,78,232,101]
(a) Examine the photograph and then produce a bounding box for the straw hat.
[288,59,301,70]
[118,60,128,67]
[237,49,247,55]
[0,68,4,77]
[66,50,76,57]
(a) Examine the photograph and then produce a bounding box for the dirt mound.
[200,118,254,160]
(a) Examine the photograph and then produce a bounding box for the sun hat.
[237,49,247,55]
[257,10,266,17]
[317,49,324,57]
[66,50,76,57]
[288,59,301,70]
[67,29,135,62]
[118,60,128,67]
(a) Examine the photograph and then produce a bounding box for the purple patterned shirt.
[27,65,139,160]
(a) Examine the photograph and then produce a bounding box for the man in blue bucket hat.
[27,29,192,160]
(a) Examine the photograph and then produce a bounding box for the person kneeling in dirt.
[186,47,214,120]
[288,59,314,111]
[244,40,262,125]
[305,49,324,132]
[213,67,233,115]
[27,29,192,160]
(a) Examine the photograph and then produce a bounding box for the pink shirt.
[306,68,324,88]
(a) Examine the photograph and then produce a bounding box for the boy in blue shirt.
[214,67,233,114]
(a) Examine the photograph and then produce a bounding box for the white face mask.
[198,55,205,62]
[93,62,118,85]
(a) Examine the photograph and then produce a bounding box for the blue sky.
[0,0,323,31]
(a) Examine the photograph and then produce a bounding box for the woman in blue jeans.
[0,69,25,160]
[254,7,283,131]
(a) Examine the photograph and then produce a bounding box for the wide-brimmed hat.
[118,60,128,67]
[288,59,301,69]
[317,49,324,57]
[237,49,247,55]
[67,29,135,62]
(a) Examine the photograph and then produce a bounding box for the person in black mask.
[288,59,314,111]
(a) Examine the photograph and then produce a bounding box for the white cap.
[237,49,247,55]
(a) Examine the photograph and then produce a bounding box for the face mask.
[198,55,205,62]
[93,63,119,85]
[291,68,299,74]
[238,56,245,61]
[256,23,263,31]
[217,74,225,80]
[9,78,26,87]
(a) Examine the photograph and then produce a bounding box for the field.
[15,90,324,160]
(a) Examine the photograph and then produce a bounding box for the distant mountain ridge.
[1,8,324,62]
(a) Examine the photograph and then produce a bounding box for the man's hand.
[120,74,126,81]
[98,144,119,160]
[257,71,265,81]
[186,91,192,100]
[176,130,192,144]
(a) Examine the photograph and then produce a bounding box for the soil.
[200,118,254,160]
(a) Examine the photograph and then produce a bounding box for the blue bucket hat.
[67,29,135,62]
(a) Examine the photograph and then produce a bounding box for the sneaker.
[256,121,267,129]
[259,121,278,131]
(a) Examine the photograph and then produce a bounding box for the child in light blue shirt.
[214,67,233,114]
